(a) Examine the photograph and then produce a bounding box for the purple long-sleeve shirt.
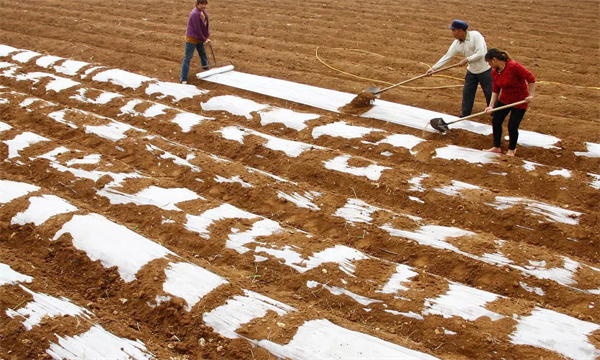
[185,7,210,42]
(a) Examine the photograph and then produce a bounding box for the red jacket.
[492,60,536,109]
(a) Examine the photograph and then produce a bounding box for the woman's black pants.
[492,101,526,150]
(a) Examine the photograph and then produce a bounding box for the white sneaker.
[181,80,188,84]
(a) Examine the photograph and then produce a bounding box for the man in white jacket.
[426,20,492,117]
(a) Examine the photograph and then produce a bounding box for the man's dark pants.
[462,68,492,117]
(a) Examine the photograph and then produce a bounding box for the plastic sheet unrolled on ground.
[197,65,235,79]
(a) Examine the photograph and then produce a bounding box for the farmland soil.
[0,1,599,360]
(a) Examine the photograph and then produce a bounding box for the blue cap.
[448,19,468,30]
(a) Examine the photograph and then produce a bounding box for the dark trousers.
[492,101,527,150]
[462,68,492,117]
[180,42,209,82]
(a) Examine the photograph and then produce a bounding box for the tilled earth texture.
[1,0,599,360]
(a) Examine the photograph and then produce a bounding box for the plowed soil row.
[1,1,599,359]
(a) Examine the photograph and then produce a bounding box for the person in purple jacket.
[180,0,211,84]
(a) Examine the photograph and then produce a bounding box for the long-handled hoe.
[207,42,230,68]
[429,100,527,134]
[339,63,461,114]
[197,42,235,80]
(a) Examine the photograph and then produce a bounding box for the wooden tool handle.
[446,100,528,125]
[375,63,462,95]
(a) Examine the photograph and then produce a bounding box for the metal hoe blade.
[364,87,381,98]
[430,117,450,133]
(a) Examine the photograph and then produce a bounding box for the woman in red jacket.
[484,48,536,156]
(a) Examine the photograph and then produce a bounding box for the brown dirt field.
[1,0,599,359]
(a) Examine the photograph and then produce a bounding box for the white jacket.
[432,30,491,74]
